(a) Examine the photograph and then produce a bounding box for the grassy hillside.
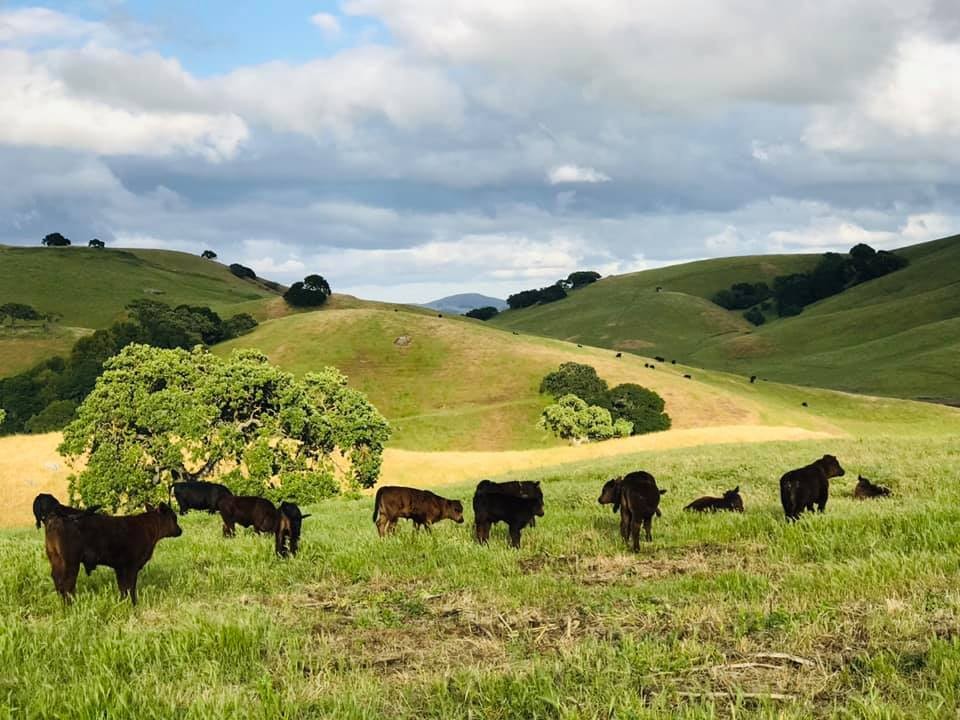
[3,431,960,717]
[0,246,281,327]
[492,236,960,403]
[490,254,817,357]
[691,235,960,402]
[0,245,285,377]
[215,306,958,453]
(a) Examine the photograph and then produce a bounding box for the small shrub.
[743,307,766,326]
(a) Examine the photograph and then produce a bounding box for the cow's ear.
[659,489,667,495]
[144,503,156,512]
[159,502,170,511]
[300,513,312,520]
[733,486,739,493]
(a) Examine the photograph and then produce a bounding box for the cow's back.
[621,472,661,517]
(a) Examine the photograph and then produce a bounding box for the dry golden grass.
[0,424,838,528]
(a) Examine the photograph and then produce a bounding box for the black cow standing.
[172,481,233,515]
[473,482,544,548]
[779,454,845,520]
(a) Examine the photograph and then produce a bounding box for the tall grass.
[2,436,960,718]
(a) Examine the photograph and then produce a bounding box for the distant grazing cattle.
[683,374,692,379]
[671,360,677,364]
[32,493,98,529]
[577,344,583,348]
[615,352,622,358]
[217,496,309,556]
[684,486,744,513]
[599,470,667,552]
[44,503,182,604]
[473,482,544,548]
[438,313,443,318]
[779,454,845,521]
[853,475,891,500]
[654,356,665,363]
[801,401,808,407]
[512,331,519,336]
[372,486,464,536]
[172,481,233,515]
[656,286,663,292]
[750,375,757,384]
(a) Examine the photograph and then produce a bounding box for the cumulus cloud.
[309,12,341,36]
[0,50,247,159]
[547,164,611,185]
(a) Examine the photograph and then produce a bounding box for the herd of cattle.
[31,454,891,605]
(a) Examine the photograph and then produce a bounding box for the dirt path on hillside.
[0,425,839,528]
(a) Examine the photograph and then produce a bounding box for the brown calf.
[372,486,464,536]
[44,503,182,604]
[218,496,310,556]
[617,471,667,550]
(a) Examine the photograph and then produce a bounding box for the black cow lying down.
[853,475,891,499]
[372,486,464,536]
[779,454,845,521]
[44,503,182,604]
[684,486,744,513]
[217,495,310,556]
[172,481,233,515]
[599,471,666,550]
[32,493,99,529]
[473,481,544,548]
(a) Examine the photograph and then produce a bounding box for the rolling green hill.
[0,245,283,376]
[491,235,960,404]
[216,306,958,452]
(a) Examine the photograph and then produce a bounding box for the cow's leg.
[387,519,398,535]
[222,518,235,537]
[630,520,641,552]
[275,531,287,557]
[376,515,390,537]
[475,521,490,544]
[619,507,631,542]
[643,516,653,542]
[817,492,828,513]
[60,562,80,602]
[508,524,522,548]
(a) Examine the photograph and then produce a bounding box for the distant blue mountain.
[421,293,508,315]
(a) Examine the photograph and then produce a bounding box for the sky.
[1,1,959,303]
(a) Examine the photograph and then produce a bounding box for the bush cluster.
[506,270,601,310]
[712,243,908,319]
[539,362,671,437]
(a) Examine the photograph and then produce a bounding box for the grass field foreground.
[2,433,960,718]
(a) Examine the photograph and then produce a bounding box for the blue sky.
[1,1,959,302]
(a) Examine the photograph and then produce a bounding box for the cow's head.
[820,454,845,478]
[154,502,183,538]
[446,499,465,524]
[531,496,545,518]
[723,486,744,512]
[598,477,622,509]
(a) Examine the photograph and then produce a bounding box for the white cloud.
[0,7,99,43]
[0,50,248,160]
[547,164,611,185]
[218,46,465,136]
[310,12,341,36]
[704,225,742,251]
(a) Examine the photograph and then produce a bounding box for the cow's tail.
[372,486,384,523]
